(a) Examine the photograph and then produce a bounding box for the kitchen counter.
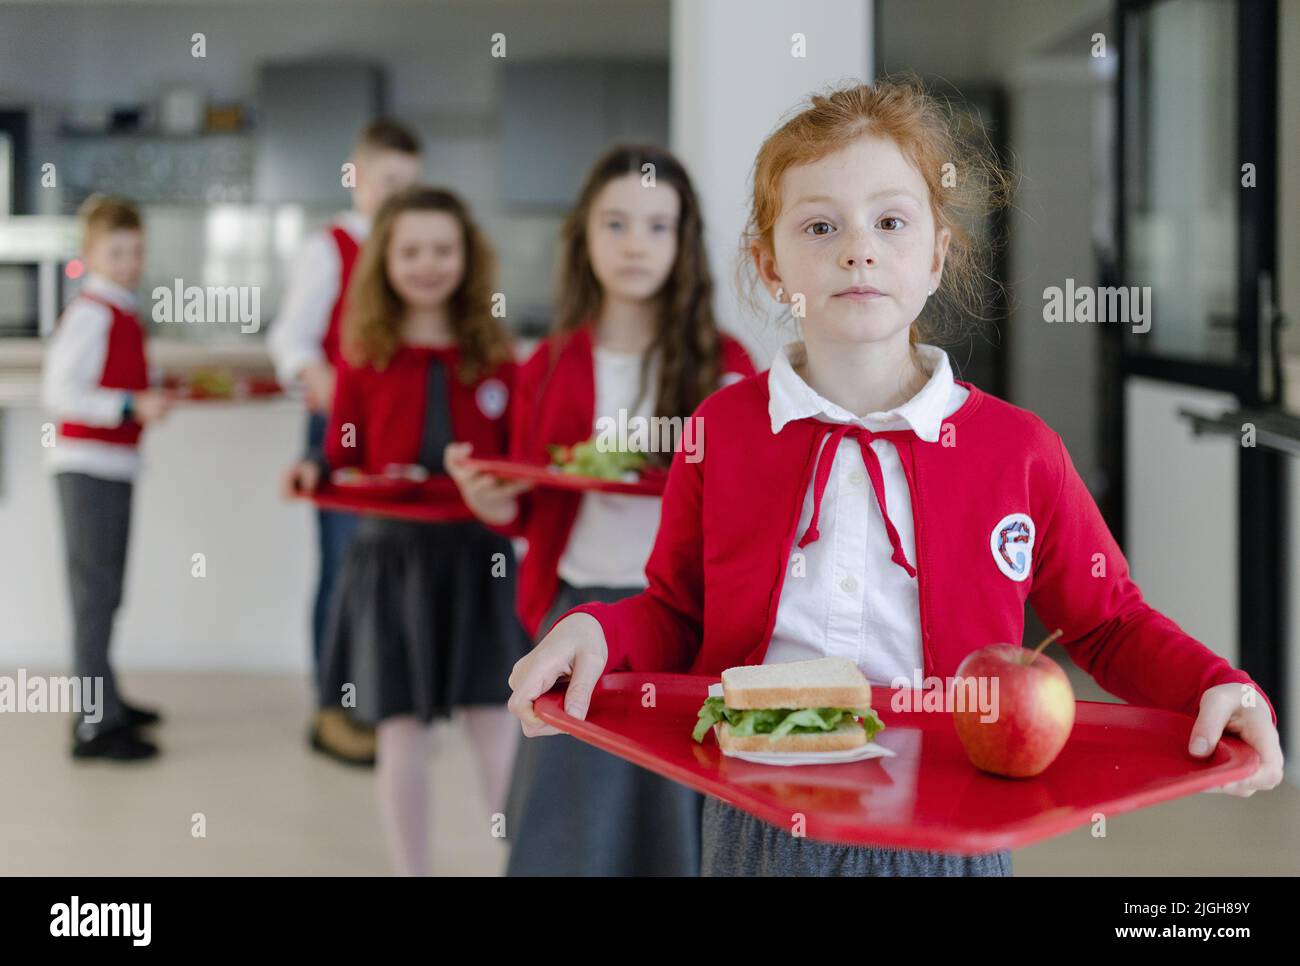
[0,355,314,674]
[0,337,280,407]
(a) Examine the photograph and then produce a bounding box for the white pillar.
[670,0,874,366]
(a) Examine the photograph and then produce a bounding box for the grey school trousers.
[55,471,132,734]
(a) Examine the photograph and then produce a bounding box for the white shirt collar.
[768,341,957,442]
[81,272,137,311]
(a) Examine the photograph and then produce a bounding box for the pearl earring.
[775,287,784,302]
[927,288,933,296]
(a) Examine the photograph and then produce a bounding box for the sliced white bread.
[717,719,867,753]
[721,656,872,710]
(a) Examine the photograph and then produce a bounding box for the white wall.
[1005,57,1108,486]
[0,399,314,672]
[670,0,873,366]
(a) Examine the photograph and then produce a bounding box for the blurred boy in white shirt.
[268,119,423,765]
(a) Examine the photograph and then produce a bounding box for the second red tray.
[535,672,1259,854]
[463,456,666,496]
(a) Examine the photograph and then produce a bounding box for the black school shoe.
[121,701,162,727]
[71,719,158,762]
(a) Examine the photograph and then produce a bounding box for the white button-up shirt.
[267,210,370,386]
[557,346,662,589]
[763,342,969,685]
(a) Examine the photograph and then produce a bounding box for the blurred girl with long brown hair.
[446,144,756,875]
[285,185,529,875]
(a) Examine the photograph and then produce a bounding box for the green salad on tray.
[547,440,648,480]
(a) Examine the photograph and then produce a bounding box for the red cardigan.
[565,371,1278,726]
[326,344,515,491]
[507,326,756,637]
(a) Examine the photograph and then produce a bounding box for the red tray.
[299,478,475,524]
[328,467,428,501]
[163,374,283,401]
[535,672,1260,854]
[463,456,666,497]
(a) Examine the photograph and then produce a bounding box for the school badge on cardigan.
[990,512,1035,582]
[475,378,508,419]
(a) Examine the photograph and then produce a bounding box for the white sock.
[461,705,521,817]
[375,716,432,876]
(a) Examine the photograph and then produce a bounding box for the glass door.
[1114,0,1285,742]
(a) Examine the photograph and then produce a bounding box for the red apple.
[951,630,1075,778]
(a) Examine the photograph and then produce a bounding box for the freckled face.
[760,133,949,348]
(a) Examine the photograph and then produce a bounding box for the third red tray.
[535,672,1260,854]
[300,477,475,524]
[163,374,282,401]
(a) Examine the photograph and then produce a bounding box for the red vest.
[508,326,757,638]
[321,225,361,367]
[59,293,148,447]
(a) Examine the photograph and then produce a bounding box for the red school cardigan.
[564,370,1278,726]
[506,326,757,639]
[325,344,515,491]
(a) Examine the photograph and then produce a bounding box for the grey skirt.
[320,516,529,726]
[701,797,1014,877]
[503,581,704,876]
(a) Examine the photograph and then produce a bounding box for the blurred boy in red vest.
[268,119,423,764]
[44,195,172,761]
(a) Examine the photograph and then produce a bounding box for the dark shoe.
[309,708,376,767]
[121,701,162,727]
[72,721,158,761]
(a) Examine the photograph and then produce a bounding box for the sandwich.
[692,656,885,753]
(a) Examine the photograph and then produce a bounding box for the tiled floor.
[1,667,1295,876]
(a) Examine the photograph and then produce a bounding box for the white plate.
[706,682,895,766]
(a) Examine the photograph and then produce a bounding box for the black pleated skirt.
[320,516,529,726]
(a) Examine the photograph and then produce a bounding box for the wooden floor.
[1,667,1295,876]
